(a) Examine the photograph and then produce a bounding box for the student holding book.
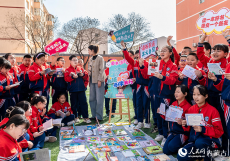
[178,85,224,161]
[30,96,57,143]
[0,114,30,161]
[47,93,75,126]
[163,85,191,155]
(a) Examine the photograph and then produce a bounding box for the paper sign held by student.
[111,25,134,43]
[196,7,230,35]
[140,39,158,59]
[182,65,197,80]
[185,114,205,126]
[158,103,166,116]
[207,63,224,75]
[165,106,183,122]
[148,59,160,76]
[45,38,69,55]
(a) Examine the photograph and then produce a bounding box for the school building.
[176,0,230,52]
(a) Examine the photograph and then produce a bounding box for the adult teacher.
[88,45,105,121]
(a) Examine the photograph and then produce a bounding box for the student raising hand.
[167,36,173,46]
[199,32,207,43]
[222,30,230,40]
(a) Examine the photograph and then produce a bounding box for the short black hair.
[129,51,134,56]
[4,53,13,60]
[31,96,47,106]
[16,101,31,112]
[33,52,46,62]
[180,55,187,58]
[23,54,32,59]
[57,57,64,61]
[213,44,229,53]
[2,59,11,69]
[183,46,192,53]
[188,53,198,60]
[135,50,139,54]
[57,93,66,100]
[203,42,211,54]
[69,55,77,61]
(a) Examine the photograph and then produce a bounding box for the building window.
[34,8,40,16]
[103,51,105,55]
[26,16,29,24]
[199,0,205,4]
[199,11,205,17]
[26,1,29,9]
[31,7,33,14]
[34,0,40,2]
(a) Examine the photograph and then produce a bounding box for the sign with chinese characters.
[105,59,133,99]
[113,25,134,43]
[196,7,230,35]
[45,38,69,55]
[139,39,158,59]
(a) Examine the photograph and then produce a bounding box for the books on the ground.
[110,146,124,152]
[20,148,50,161]
[87,137,100,142]
[107,152,118,161]
[86,145,98,161]
[97,152,109,161]
[125,141,141,149]
[99,127,113,137]
[207,63,224,75]
[137,156,151,161]
[112,129,127,136]
[52,118,62,126]
[121,145,129,150]
[117,135,132,142]
[165,106,183,122]
[122,150,135,158]
[132,129,145,136]
[114,122,130,126]
[60,126,73,131]
[39,119,53,133]
[123,124,136,132]
[152,154,170,161]
[131,136,146,141]
[101,138,120,146]
[82,129,96,136]
[60,130,74,136]
[143,146,163,155]
[69,145,85,153]
[56,110,66,118]
[139,140,157,147]
[87,125,97,130]
[72,137,85,143]
[131,150,141,157]
[62,135,75,140]
[89,142,106,149]
[93,146,111,154]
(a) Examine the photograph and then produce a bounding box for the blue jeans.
[32,133,46,149]
[105,97,116,115]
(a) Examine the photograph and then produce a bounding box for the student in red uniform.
[43,54,51,110]
[139,45,178,146]
[28,52,54,111]
[0,59,17,121]
[18,54,32,101]
[104,59,117,117]
[0,114,30,161]
[50,53,68,104]
[30,96,57,143]
[17,101,45,150]
[47,93,75,126]
[163,85,191,155]
[178,85,224,161]
[64,55,91,123]
[5,53,21,104]
[177,53,206,104]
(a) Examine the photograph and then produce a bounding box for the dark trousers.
[0,97,16,121]
[51,89,68,104]
[32,133,46,149]
[151,95,157,126]
[42,118,58,137]
[105,97,117,114]
[14,94,19,104]
[70,91,88,118]
[132,89,137,119]
[19,92,30,102]
[48,113,75,126]
[136,85,150,123]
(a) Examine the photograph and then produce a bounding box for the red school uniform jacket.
[0,130,22,161]
[18,64,31,92]
[47,101,73,115]
[30,106,43,133]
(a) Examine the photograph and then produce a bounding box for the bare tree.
[104,12,154,53]
[0,9,59,54]
[58,17,107,68]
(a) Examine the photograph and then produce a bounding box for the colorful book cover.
[99,128,113,137]
[131,150,141,157]
[62,135,75,140]
[122,150,135,158]
[86,145,98,161]
[107,152,118,161]
[132,129,145,136]
[72,137,85,143]
[121,145,129,150]
[87,137,100,142]
[143,146,163,155]
[112,129,127,136]
[131,136,146,141]
[82,129,96,136]
[125,141,141,149]
[117,135,132,142]
[110,146,123,152]
[114,122,130,126]
[130,157,138,161]
[97,152,108,161]
[101,138,120,147]
[89,142,106,149]
[137,156,151,161]
[60,130,74,136]
[69,145,85,153]
[139,140,157,147]
[153,154,170,161]
[87,125,97,130]
[93,146,111,154]
[60,126,73,131]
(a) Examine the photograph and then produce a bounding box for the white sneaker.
[154,134,164,141]
[161,138,167,147]
[136,122,144,129]
[83,119,91,124]
[45,136,49,142]
[61,123,65,127]
[75,118,80,123]
[133,119,138,125]
[48,136,57,142]
[144,123,151,129]
[67,120,75,126]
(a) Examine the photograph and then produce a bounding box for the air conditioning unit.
[193,43,197,47]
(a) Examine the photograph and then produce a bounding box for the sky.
[43,0,176,39]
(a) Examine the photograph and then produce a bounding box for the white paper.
[182,65,197,80]
[20,148,50,161]
[148,59,160,76]
[9,81,23,88]
[158,103,165,115]
[57,110,66,118]
[39,119,53,133]
[207,63,224,75]
[122,150,135,157]
[165,106,183,122]
[185,114,204,126]
[52,118,62,126]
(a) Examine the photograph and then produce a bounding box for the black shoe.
[111,115,115,118]
[106,114,109,117]
[90,117,96,120]
[151,126,158,133]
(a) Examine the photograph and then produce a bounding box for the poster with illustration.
[105,59,133,99]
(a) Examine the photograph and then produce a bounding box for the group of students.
[120,30,230,161]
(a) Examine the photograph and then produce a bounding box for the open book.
[20,148,50,161]
[45,68,56,75]
[57,110,66,118]
[52,118,62,126]
[39,119,53,133]
[9,81,23,88]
